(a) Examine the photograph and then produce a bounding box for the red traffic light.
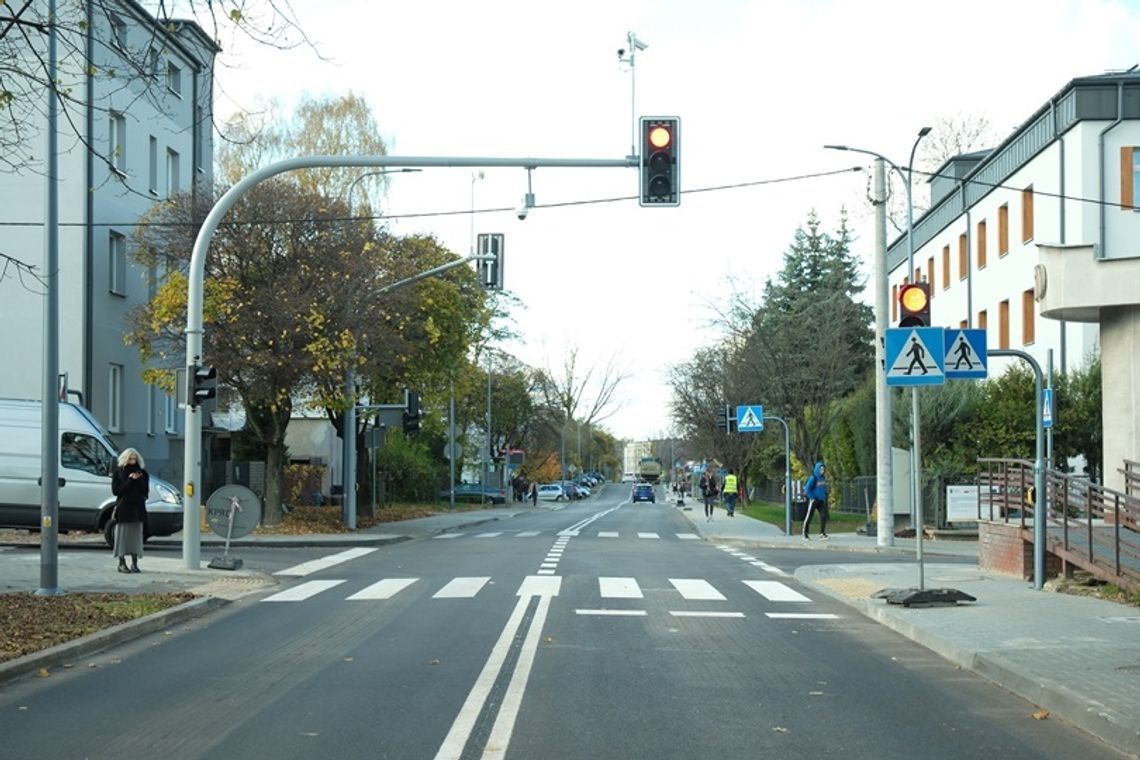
[898,283,931,327]
[639,116,680,207]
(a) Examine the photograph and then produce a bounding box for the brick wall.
[978,521,1061,580]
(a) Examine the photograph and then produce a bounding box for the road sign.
[943,329,987,379]
[886,327,945,387]
[736,405,764,432]
[1043,388,1054,429]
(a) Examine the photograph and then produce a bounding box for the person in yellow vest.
[722,469,739,517]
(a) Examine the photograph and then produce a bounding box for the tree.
[734,210,874,469]
[534,346,628,427]
[127,179,374,524]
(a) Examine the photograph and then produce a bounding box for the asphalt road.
[0,485,1126,759]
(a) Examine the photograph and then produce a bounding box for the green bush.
[376,430,442,503]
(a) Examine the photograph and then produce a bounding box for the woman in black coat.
[111,448,149,573]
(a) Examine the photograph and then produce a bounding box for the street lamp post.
[825,127,932,572]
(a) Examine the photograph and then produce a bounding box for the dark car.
[632,483,655,503]
[439,484,507,505]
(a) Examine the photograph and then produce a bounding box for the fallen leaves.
[1032,709,1050,721]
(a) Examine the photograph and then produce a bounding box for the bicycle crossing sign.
[943,329,987,379]
[736,405,764,432]
[886,327,945,387]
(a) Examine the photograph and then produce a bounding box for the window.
[998,204,1009,256]
[959,319,968,329]
[977,220,987,268]
[998,299,1010,349]
[110,15,127,50]
[1021,186,1034,242]
[1022,289,1036,345]
[941,246,950,289]
[164,392,179,434]
[978,309,988,330]
[958,234,968,280]
[1122,147,1138,210]
[146,48,160,78]
[148,136,158,194]
[108,111,126,175]
[166,148,180,196]
[61,433,114,476]
[927,257,935,298]
[166,61,182,96]
[108,364,123,433]
[109,231,126,295]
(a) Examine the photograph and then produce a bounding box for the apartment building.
[888,71,1140,378]
[0,2,217,480]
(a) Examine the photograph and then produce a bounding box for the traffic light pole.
[182,155,635,567]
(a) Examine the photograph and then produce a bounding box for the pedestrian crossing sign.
[943,329,987,379]
[736,405,764,432]
[885,327,945,386]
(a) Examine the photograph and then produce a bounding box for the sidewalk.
[683,502,1140,757]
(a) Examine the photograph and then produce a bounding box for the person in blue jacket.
[802,461,829,540]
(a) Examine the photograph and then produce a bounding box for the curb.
[799,575,1140,758]
[0,596,227,687]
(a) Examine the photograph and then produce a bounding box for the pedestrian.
[722,468,738,517]
[701,470,718,521]
[529,481,538,507]
[111,448,149,573]
[802,461,830,540]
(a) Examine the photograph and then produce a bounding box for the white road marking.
[517,575,562,597]
[749,561,790,577]
[598,531,619,538]
[575,609,647,616]
[669,611,746,619]
[346,578,418,600]
[676,533,699,540]
[766,612,840,620]
[261,579,345,602]
[515,531,540,537]
[273,548,377,577]
[433,577,491,598]
[539,563,558,570]
[537,569,557,575]
[743,580,811,603]
[475,532,502,538]
[599,577,643,599]
[637,532,660,539]
[669,579,725,600]
[434,533,463,539]
[481,594,553,759]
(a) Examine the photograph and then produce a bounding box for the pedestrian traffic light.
[188,364,217,408]
[402,389,421,434]
[639,116,680,207]
[898,282,931,327]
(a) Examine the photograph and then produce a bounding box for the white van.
[0,398,183,545]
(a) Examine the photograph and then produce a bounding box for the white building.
[888,72,1140,486]
[0,2,217,481]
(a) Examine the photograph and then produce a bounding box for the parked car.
[632,483,656,503]
[438,483,506,505]
[537,484,566,501]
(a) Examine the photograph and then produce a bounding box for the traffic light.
[188,364,217,408]
[898,282,931,327]
[476,233,504,290]
[715,404,735,433]
[402,389,421,434]
[639,116,680,206]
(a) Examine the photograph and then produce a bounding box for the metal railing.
[978,458,1140,590]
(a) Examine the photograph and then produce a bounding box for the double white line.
[433,575,561,760]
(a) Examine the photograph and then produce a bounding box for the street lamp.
[346,168,421,217]
[825,126,932,568]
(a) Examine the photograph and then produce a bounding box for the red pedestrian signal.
[639,116,680,207]
[898,283,931,327]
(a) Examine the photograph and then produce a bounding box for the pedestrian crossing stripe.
[885,327,945,387]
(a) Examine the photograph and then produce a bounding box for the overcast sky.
[205,0,1140,441]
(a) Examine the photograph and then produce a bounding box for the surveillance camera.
[617,48,626,58]
[516,202,529,221]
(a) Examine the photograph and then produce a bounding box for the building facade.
[0,1,217,481]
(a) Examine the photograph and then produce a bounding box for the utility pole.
[873,159,894,546]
